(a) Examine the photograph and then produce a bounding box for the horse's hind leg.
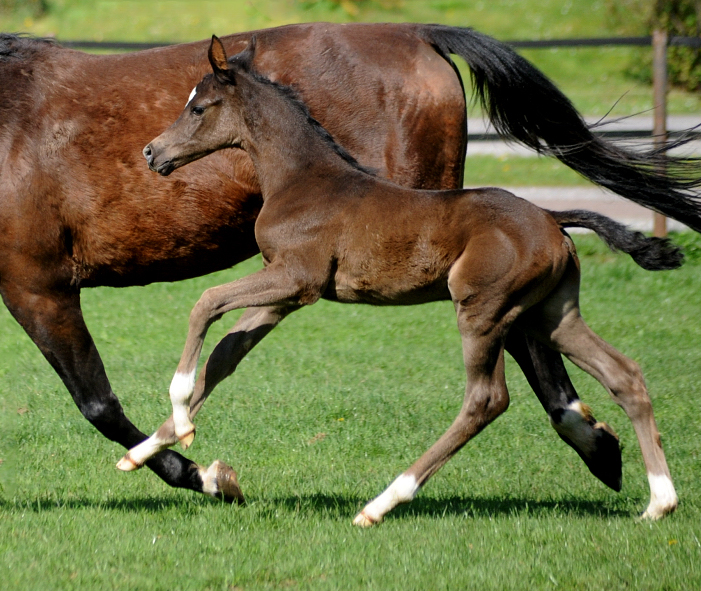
[524,279,677,519]
[118,305,295,470]
[505,331,622,491]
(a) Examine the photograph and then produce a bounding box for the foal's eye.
[191,105,205,116]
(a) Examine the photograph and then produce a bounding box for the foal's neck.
[238,77,363,198]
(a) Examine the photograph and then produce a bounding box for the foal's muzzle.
[143,143,175,176]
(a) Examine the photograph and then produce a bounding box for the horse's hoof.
[200,460,245,505]
[178,428,196,450]
[213,460,245,505]
[640,476,678,520]
[116,453,142,472]
[640,503,677,521]
[353,510,381,527]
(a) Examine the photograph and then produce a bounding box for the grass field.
[2,232,701,590]
[2,2,701,589]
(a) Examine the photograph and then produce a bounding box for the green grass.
[2,232,701,590]
[2,0,701,116]
[463,155,590,187]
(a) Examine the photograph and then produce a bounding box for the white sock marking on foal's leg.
[549,401,597,455]
[116,431,174,471]
[643,473,678,520]
[353,474,419,526]
[170,370,196,440]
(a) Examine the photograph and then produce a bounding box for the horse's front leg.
[117,304,296,470]
[0,275,241,501]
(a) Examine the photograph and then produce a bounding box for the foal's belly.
[324,267,453,306]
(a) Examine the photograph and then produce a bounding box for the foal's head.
[144,36,254,176]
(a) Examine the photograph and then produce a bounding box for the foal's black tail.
[419,24,701,233]
[549,209,684,271]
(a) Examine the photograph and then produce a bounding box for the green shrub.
[606,0,701,91]
[0,0,47,18]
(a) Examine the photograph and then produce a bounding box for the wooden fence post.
[652,28,668,237]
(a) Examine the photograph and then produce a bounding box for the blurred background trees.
[607,0,701,91]
[0,0,47,19]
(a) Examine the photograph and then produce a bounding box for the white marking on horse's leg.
[185,86,197,107]
[642,473,678,520]
[170,370,196,445]
[196,459,244,504]
[199,461,222,496]
[116,429,178,471]
[353,474,419,527]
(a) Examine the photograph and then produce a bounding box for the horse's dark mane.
[0,33,58,60]
[244,67,377,176]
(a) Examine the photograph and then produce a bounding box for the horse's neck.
[242,90,350,198]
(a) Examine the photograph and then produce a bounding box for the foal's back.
[310,179,570,307]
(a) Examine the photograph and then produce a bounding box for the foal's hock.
[126,37,682,524]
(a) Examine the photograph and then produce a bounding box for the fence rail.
[57,35,701,51]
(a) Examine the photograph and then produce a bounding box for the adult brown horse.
[1,23,698,502]
[135,37,682,523]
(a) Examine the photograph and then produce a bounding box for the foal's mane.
[0,33,58,60]
[238,64,376,176]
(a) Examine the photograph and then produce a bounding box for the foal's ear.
[208,35,229,82]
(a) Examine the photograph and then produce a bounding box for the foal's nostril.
[143,144,152,160]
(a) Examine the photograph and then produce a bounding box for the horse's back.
[0,24,467,289]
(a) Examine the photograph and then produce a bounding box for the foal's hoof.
[558,420,622,492]
[583,422,623,492]
[116,453,142,472]
[178,428,196,450]
[353,510,381,527]
[200,460,245,505]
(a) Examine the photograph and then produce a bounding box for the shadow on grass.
[0,492,636,519]
[0,495,210,513]
[269,492,636,520]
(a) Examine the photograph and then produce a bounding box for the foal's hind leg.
[524,277,677,519]
[354,292,514,526]
[117,305,294,470]
[505,331,622,491]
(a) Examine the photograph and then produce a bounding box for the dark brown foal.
[130,37,681,524]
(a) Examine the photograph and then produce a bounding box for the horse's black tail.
[549,209,684,270]
[419,24,701,233]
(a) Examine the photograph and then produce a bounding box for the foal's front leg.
[168,265,308,446]
[117,305,294,471]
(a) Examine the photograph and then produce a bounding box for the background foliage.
[1,0,700,115]
[606,0,701,91]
